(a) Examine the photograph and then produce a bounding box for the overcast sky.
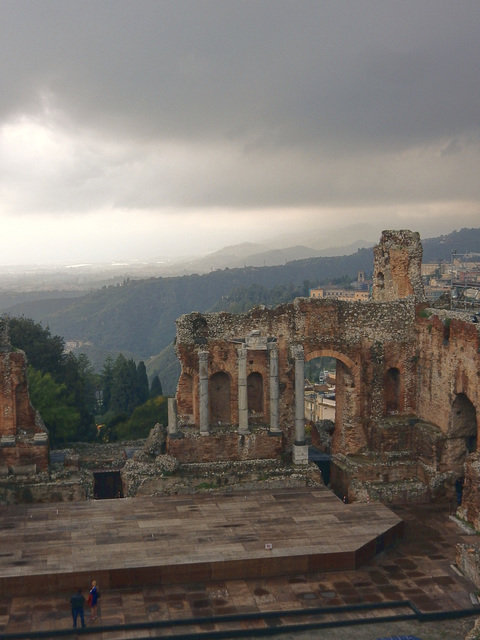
[1,1,479,265]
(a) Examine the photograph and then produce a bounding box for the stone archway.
[304,348,364,456]
[209,371,231,425]
[449,393,477,455]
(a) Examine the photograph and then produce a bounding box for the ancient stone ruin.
[171,229,480,516]
[0,317,49,490]
[1,230,480,535]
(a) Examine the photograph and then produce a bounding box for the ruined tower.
[372,230,425,302]
[0,317,49,474]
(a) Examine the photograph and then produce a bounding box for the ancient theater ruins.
[172,230,480,516]
[1,230,480,604]
[0,230,479,534]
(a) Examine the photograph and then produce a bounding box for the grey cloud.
[0,0,480,223]
[2,1,479,148]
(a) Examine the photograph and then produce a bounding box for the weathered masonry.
[172,230,480,519]
[1,229,479,530]
[0,320,49,479]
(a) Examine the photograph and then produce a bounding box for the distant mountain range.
[3,227,479,394]
[183,239,375,271]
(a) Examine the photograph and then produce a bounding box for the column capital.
[269,345,278,359]
[291,344,304,361]
[198,350,209,363]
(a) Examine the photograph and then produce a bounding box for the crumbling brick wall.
[0,350,49,473]
[372,230,425,302]
[172,228,480,524]
[175,295,418,459]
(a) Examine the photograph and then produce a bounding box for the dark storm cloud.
[2,1,479,148]
[0,0,479,227]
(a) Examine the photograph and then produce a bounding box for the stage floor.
[0,486,403,596]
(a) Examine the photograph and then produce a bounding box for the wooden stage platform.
[0,486,403,597]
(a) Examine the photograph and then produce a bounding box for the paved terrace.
[0,492,478,639]
[0,487,402,597]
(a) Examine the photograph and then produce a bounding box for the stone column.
[293,345,308,465]
[198,351,209,434]
[167,397,179,437]
[237,345,249,434]
[269,345,281,434]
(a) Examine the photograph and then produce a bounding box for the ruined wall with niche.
[175,307,295,451]
[2,229,479,518]
[172,229,480,520]
[415,312,480,441]
[0,320,49,475]
[174,295,418,460]
[372,230,424,302]
[415,310,480,524]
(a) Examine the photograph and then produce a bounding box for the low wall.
[167,428,283,463]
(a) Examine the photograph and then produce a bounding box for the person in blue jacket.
[70,589,85,628]
[89,580,99,619]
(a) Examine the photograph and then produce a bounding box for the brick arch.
[303,347,365,455]
[304,348,360,386]
[449,392,477,445]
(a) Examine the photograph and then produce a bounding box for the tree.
[110,354,137,414]
[136,361,150,405]
[9,317,65,378]
[113,396,168,440]
[63,353,98,441]
[27,367,80,445]
[100,356,114,412]
[149,374,163,398]
[9,316,97,444]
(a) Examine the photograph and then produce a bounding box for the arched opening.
[209,371,231,425]
[304,355,336,427]
[304,353,358,494]
[385,367,401,414]
[377,271,385,290]
[449,393,477,453]
[247,372,264,422]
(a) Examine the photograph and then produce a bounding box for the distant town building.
[309,288,369,301]
[309,271,370,301]
[64,340,92,353]
[305,389,336,422]
[421,256,480,308]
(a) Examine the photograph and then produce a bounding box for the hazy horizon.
[1,1,479,265]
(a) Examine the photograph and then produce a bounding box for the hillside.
[422,228,480,261]
[5,227,480,394]
[6,248,374,360]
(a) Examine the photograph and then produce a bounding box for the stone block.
[293,444,309,465]
[0,435,15,447]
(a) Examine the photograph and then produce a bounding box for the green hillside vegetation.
[8,317,97,446]
[421,228,480,262]
[5,227,480,415]
[146,343,180,397]
[8,317,168,445]
[103,396,168,441]
[6,249,374,363]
